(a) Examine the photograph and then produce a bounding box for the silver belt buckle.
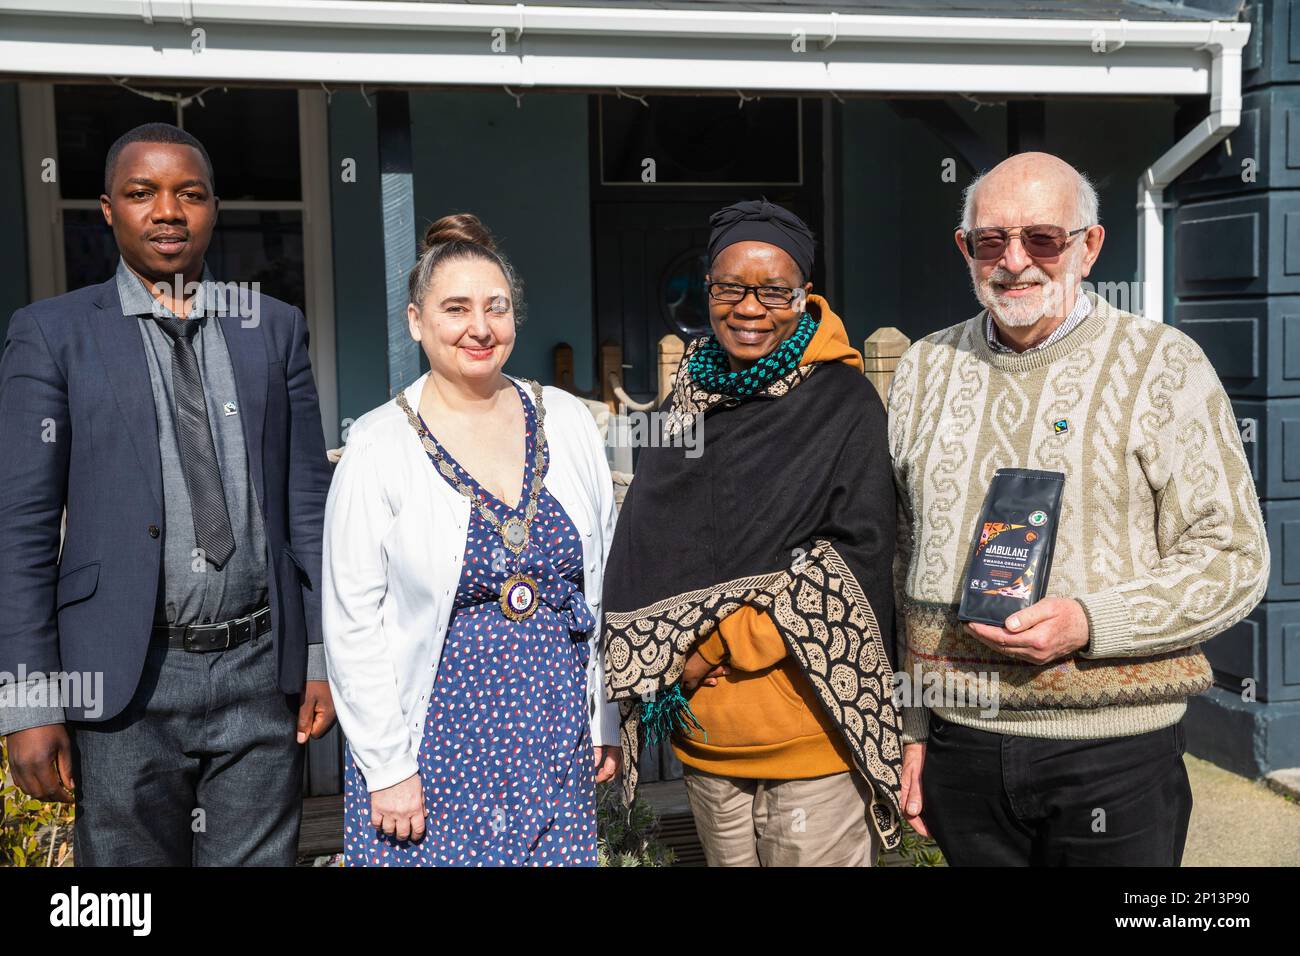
[184,620,232,651]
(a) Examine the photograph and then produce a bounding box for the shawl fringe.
[604,540,904,851]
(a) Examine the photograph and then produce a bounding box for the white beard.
[972,253,1083,330]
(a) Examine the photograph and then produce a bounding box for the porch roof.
[0,0,1248,98]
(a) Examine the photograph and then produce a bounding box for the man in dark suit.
[0,123,336,865]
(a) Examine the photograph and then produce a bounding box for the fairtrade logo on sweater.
[223,401,238,416]
[1053,419,1069,434]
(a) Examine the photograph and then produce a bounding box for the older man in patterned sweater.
[887,151,1269,866]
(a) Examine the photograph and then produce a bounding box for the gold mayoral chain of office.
[396,380,548,622]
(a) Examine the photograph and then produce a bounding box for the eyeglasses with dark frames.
[706,281,802,308]
[963,224,1091,261]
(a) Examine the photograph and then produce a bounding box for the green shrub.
[0,741,75,867]
[595,781,674,867]
[884,821,946,867]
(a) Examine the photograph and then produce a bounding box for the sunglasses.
[706,281,803,308]
[963,224,1090,261]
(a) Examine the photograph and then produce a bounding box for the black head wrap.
[707,198,815,281]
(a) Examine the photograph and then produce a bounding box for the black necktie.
[151,316,236,569]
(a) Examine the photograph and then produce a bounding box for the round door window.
[661,247,710,338]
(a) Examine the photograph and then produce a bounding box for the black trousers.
[69,631,305,866]
[921,712,1193,866]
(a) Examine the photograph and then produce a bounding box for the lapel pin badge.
[223,401,238,417]
[1053,419,1069,434]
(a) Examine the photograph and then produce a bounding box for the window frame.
[19,82,338,443]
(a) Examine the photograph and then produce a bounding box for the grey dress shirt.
[121,259,269,627]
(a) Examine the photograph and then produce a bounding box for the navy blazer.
[0,277,332,722]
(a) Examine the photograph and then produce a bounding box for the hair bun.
[422,213,496,253]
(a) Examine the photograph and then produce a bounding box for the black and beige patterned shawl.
[601,326,904,850]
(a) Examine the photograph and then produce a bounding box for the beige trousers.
[682,765,880,867]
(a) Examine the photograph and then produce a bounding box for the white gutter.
[0,0,1251,44]
[1137,32,1244,322]
[0,1,1248,97]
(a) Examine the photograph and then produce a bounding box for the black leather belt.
[153,606,272,652]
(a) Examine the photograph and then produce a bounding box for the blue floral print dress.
[342,380,598,866]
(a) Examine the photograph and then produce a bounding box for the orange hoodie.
[800,294,863,372]
[671,295,863,780]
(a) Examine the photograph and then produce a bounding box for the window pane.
[206,209,305,310]
[600,95,801,185]
[62,208,120,292]
[56,86,173,199]
[183,90,300,201]
[662,248,710,337]
[56,85,300,201]
[63,208,305,312]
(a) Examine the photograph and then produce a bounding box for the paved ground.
[1182,756,1300,867]
[289,757,1300,866]
[638,759,1300,867]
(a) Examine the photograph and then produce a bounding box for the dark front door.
[591,95,826,405]
[591,96,826,785]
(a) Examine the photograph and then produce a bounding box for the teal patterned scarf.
[686,312,819,398]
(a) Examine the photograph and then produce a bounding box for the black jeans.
[921,712,1193,866]
[68,631,304,866]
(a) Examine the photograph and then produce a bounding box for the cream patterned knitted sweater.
[887,292,1270,741]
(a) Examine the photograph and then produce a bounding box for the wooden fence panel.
[863,327,911,405]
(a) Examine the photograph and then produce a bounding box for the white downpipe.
[1138,42,1243,323]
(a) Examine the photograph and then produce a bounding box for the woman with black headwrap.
[601,199,927,866]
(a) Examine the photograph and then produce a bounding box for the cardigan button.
[148,525,160,539]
